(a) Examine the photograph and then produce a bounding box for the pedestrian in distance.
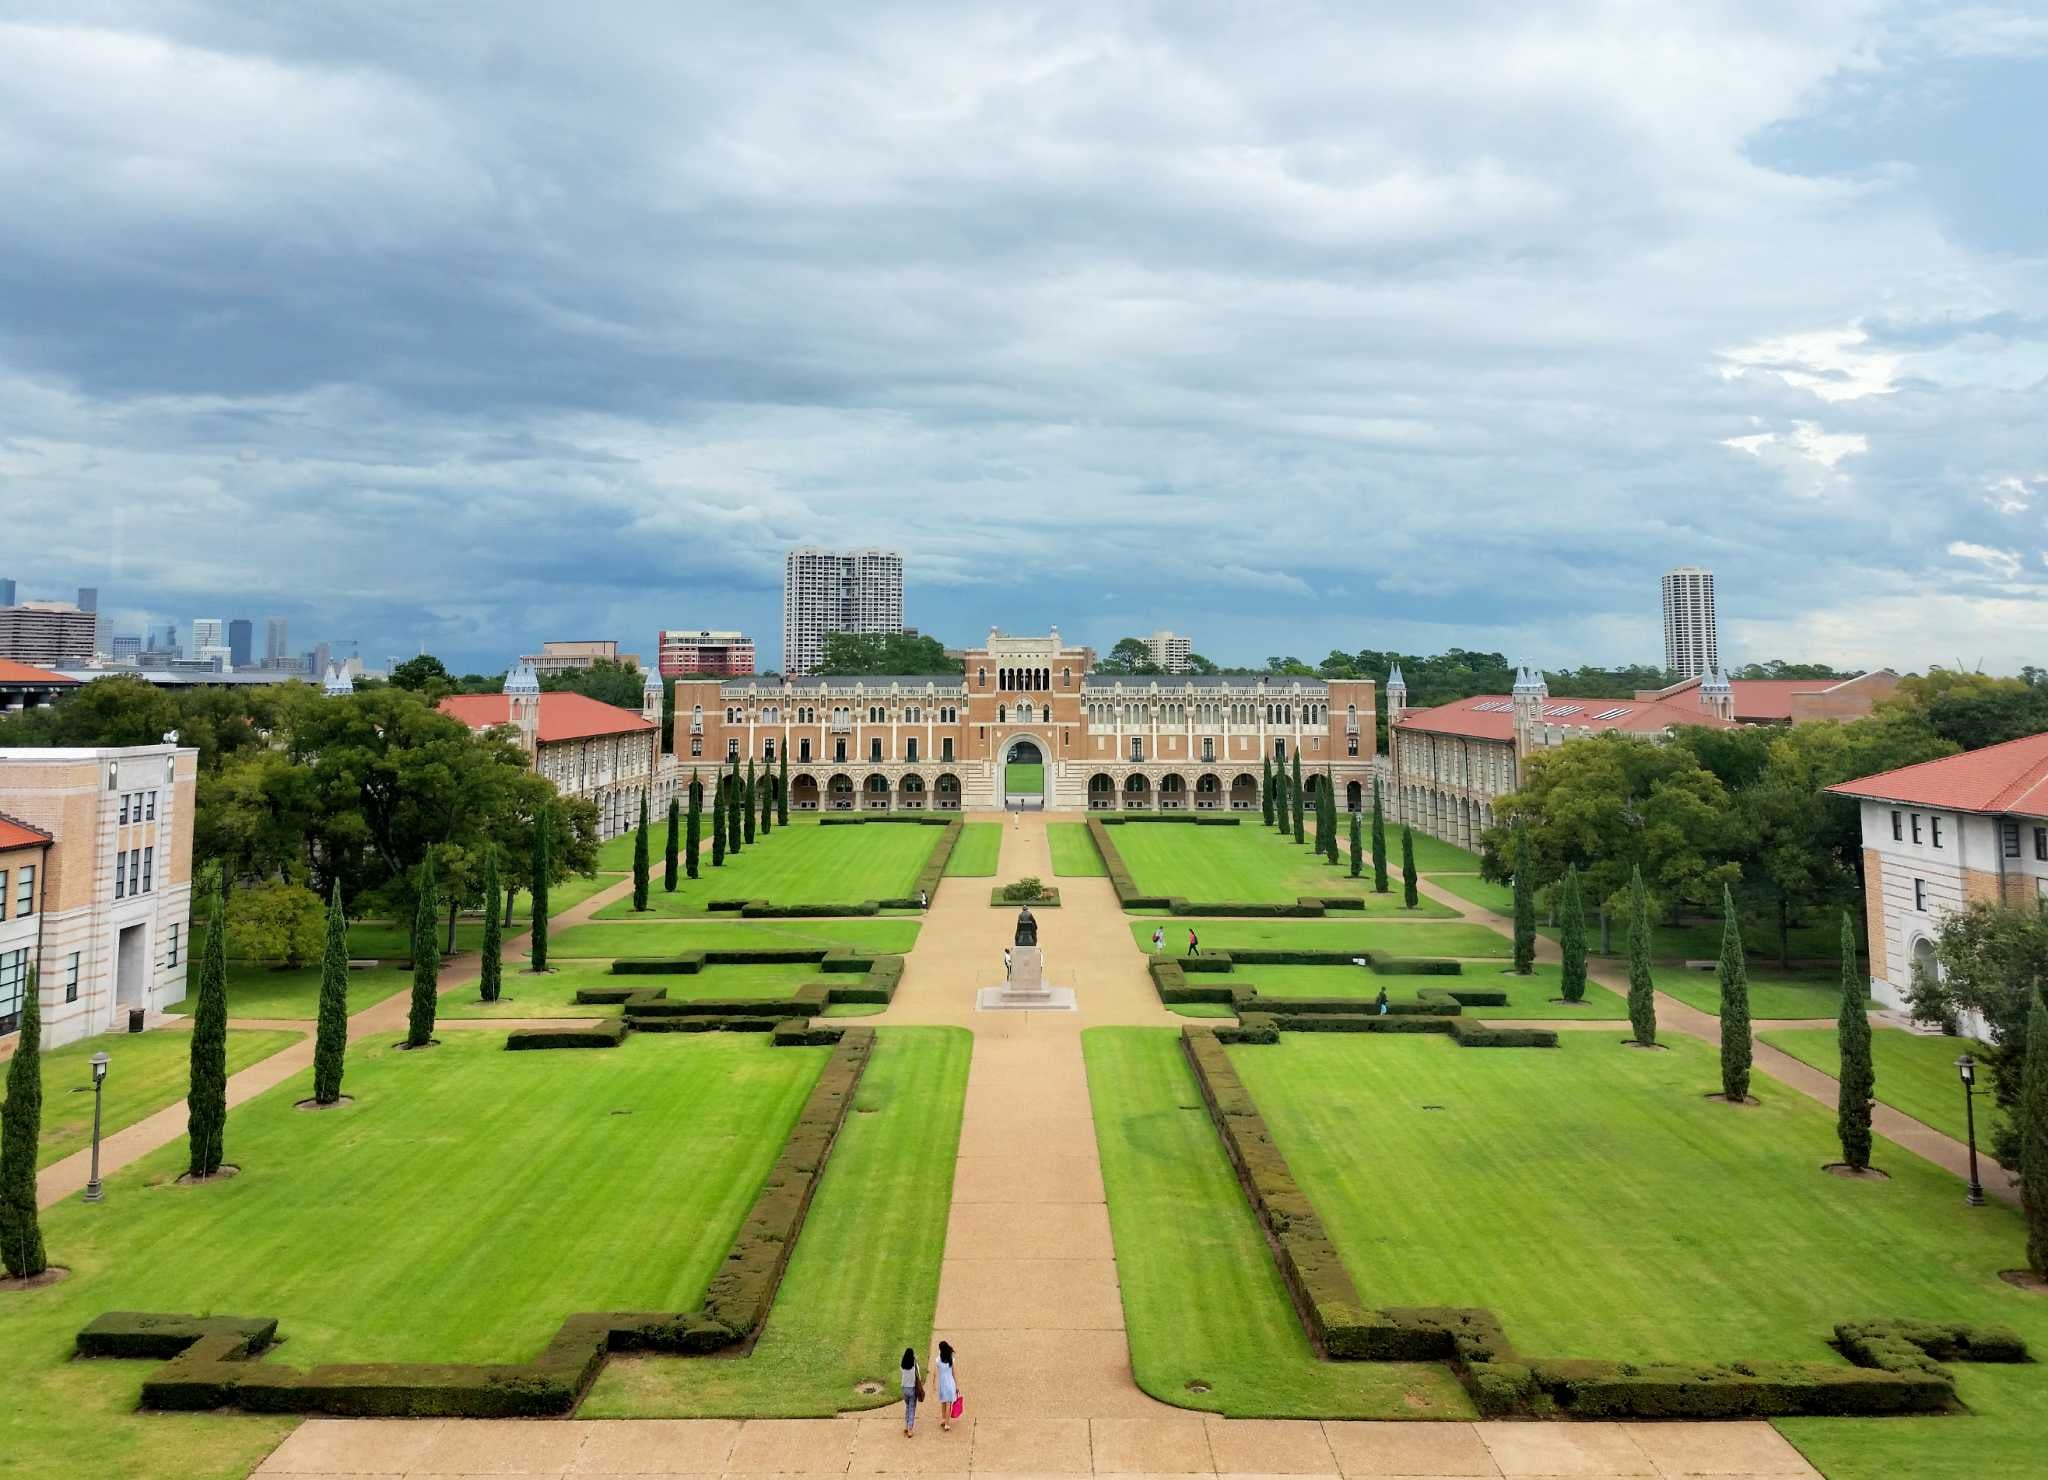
[1003,945,1013,978]
[1186,927,1199,956]
[1151,925,1164,953]
[1375,985,1390,1016]
[935,1340,961,1430]
[900,1347,923,1437]
[919,887,928,909]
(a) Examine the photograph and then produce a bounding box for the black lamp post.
[1956,1053,1985,1208]
[82,1051,110,1204]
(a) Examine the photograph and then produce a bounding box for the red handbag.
[948,1395,964,1420]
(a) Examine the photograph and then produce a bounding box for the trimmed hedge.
[505,1021,629,1050]
[991,888,1061,907]
[1178,1024,2021,1419]
[1097,815,1241,826]
[84,1029,877,1416]
[1089,817,1389,916]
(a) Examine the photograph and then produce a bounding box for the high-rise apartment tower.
[1660,566,1719,679]
[781,548,904,676]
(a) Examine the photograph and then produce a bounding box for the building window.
[2002,821,2022,858]
[2035,826,2047,861]
[1348,735,1359,757]
[1129,737,1143,761]
[167,924,180,966]
[835,739,847,762]
[1273,739,1286,760]
[65,951,80,1003]
[0,869,6,920]
[147,790,157,821]
[941,737,954,761]
[1914,878,1928,911]
[906,737,919,762]
[690,737,702,757]
[1910,813,1922,844]
[0,948,27,1036]
[869,738,883,762]
[1202,737,1214,762]
[115,856,125,899]
[800,738,812,761]
[119,792,130,824]
[977,667,987,687]
[142,847,153,894]
[764,738,776,760]
[128,850,141,898]
[1930,816,1943,848]
[727,739,739,760]
[1890,810,1901,841]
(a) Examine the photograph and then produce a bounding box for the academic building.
[674,628,1380,812]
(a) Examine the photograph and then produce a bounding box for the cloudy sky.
[4,2,2044,676]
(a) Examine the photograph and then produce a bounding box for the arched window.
[1062,666,1071,686]
[998,705,1007,723]
[978,667,987,687]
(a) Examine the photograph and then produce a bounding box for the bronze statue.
[1014,905,1037,948]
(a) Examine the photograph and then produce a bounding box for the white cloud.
[1716,325,1902,403]
[1947,541,2023,579]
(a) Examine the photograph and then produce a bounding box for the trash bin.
[128,1008,145,1033]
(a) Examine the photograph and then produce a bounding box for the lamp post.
[80,1051,112,1203]
[1956,1053,1985,1208]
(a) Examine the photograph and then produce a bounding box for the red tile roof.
[0,658,80,687]
[0,811,53,851]
[1827,731,2048,817]
[1649,672,1893,722]
[1394,693,1735,742]
[438,692,655,744]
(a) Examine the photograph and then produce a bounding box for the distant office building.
[1661,566,1719,679]
[1145,630,1193,674]
[189,617,230,668]
[228,619,254,669]
[76,587,100,654]
[264,616,289,664]
[0,602,98,666]
[782,547,905,677]
[0,578,14,606]
[658,629,756,677]
[111,636,142,663]
[521,639,640,676]
[308,642,332,683]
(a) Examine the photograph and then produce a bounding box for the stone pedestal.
[977,945,1077,1012]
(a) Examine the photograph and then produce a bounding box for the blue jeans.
[903,1389,917,1428]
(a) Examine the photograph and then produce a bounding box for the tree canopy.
[813,632,960,676]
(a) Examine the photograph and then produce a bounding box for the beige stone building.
[676,628,1379,812]
[0,742,198,1048]
[1637,670,1899,724]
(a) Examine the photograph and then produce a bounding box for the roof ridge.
[0,807,54,842]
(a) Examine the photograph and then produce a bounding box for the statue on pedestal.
[1014,905,1037,948]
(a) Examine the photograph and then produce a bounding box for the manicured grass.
[1126,919,1512,958]
[1112,823,1426,907]
[34,1026,304,1168]
[584,1026,971,1416]
[1656,966,1876,1021]
[198,919,487,965]
[943,823,1001,877]
[0,1033,827,1476]
[548,870,628,916]
[550,919,921,958]
[1004,760,1044,791]
[1048,822,1106,876]
[1543,913,1856,964]
[1761,1026,1994,1148]
[172,959,410,1022]
[1213,961,1629,1020]
[1405,833,1483,873]
[440,961,833,1018]
[591,822,941,917]
[1082,1028,1474,1418]
[1428,874,1512,916]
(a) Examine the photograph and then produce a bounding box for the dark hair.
[938,1340,954,1364]
[900,1347,916,1370]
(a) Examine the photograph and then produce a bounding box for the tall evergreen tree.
[727,762,743,854]
[478,851,502,1003]
[1349,809,1363,878]
[0,969,47,1278]
[1559,865,1587,1003]
[407,851,439,1047]
[632,793,651,911]
[777,745,789,825]
[1261,756,1274,826]
[1718,884,1753,1101]
[1836,911,1874,1170]
[1511,815,1536,975]
[1291,750,1305,844]
[744,759,757,844]
[1322,773,1340,863]
[529,808,551,971]
[1371,779,1388,892]
[1625,865,1657,1046]
[664,798,680,892]
[1400,826,1418,907]
[313,880,351,1099]
[2020,984,2048,1276]
[710,773,726,867]
[685,771,702,878]
[760,768,773,836]
[187,865,229,1175]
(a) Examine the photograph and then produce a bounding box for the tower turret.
[504,659,541,759]
[1385,661,1407,718]
[322,662,354,698]
[642,664,664,725]
[1700,666,1735,721]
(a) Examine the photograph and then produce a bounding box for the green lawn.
[1211,961,1630,1020]
[943,823,1001,877]
[590,823,941,916]
[1761,1026,1994,1149]
[550,918,921,958]
[1655,965,1876,1021]
[198,919,487,966]
[1005,761,1044,792]
[441,961,833,1018]
[1048,822,1106,876]
[1544,913,1856,964]
[1428,874,1513,916]
[33,1026,305,1168]
[1082,1028,1475,1418]
[1406,833,1483,873]
[1113,823,1434,907]
[1126,919,1512,958]
[171,959,410,1022]
[547,870,628,916]
[584,1026,971,1416]
[0,1032,828,1477]
[1216,1030,2047,1472]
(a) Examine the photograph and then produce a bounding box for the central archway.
[1004,736,1046,810]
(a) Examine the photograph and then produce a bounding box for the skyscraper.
[1661,566,1719,679]
[1145,630,1193,673]
[0,578,15,606]
[190,617,229,669]
[76,586,99,655]
[228,618,254,669]
[781,547,905,676]
[264,616,289,666]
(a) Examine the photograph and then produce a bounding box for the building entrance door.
[1003,737,1046,811]
[115,923,148,1011]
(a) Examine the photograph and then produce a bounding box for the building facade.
[1145,630,1193,674]
[439,663,673,839]
[0,659,81,714]
[1830,733,2048,1022]
[1661,566,1719,679]
[658,629,757,677]
[1383,665,1737,850]
[0,742,198,1048]
[781,547,904,677]
[0,601,98,666]
[265,616,289,665]
[675,628,1378,813]
[521,639,640,676]
[1638,669,1899,724]
[228,619,254,669]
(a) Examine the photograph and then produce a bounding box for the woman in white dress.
[934,1341,959,1431]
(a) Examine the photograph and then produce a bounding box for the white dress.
[936,1359,957,1404]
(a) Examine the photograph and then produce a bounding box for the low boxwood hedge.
[990,888,1061,907]
[505,1021,629,1050]
[86,1029,878,1416]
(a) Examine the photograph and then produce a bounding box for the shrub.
[505,1022,628,1050]
[1001,876,1047,903]
[226,879,325,969]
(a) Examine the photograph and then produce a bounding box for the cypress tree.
[530,809,551,971]
[685,771,702,878]
[1559,864,1587,1003]
[1718,884,1752,1102]
[664,798,680,892]
[1322,773,1339,864]
[760,769,773,836]
[1349,809,1363,878]
[1261,757,1274,826]
[727,763,743,854]
[407,851,439,1047]
[1400,827,1418,908]
[744,759,757,844]
[710,773,726,867]
[1291,751,1305,844]
[479,852,502,1003]
[2021,984,2048,1276]
[1511,816,1536,976]
[187,865,229,1175]
[632,793,651,911]
[1625,865,1656,1046]
[1371,779,1388,892]
[313,880,351,1099]
[0,969,47,1279]
[777,745,789,825]
[1836,911,1874,1170]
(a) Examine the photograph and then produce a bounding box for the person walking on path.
[1003,945,1012,978]
[1186,927,1199,956]
[1151,925,1164,953]
[935,1340,960,1431]
[900,1347,923,1436]
[1375,985,1390,1016]
[919,888,928,909]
